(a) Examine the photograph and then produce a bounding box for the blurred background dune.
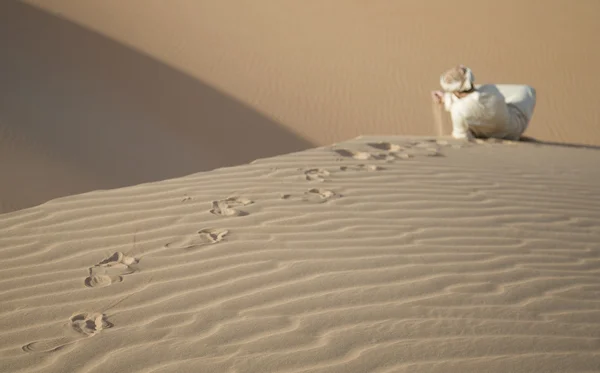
[1,0,598,213]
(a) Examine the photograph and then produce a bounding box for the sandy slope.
[2,0,599,213]
[1,136,599,372]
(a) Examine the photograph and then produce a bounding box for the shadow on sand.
[519,136,600,150]
[0,1,313,213]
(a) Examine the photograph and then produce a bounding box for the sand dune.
[19,0,600,145]
[1,136,599,372]
[2,0,600,213]
[0,1,312,214]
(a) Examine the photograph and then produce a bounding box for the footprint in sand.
[22,313,112,353]
[335,149,395,161]
[409,141,443,154]
[367,142,416,159]
[165,228,229,250]
[304,168,330,182]
[68,313,112,336]
[370,141,444,158]
[367,142,404,152]
[340,164,382,172]
[303,188,341,203]
[334,149,373,160]
[84,252,139,288]
[210,197,254,217]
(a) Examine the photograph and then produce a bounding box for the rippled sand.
[1,136,599,372]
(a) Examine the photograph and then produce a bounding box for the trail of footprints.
[23,139,452,353]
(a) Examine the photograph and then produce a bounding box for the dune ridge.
[0,136,599,372]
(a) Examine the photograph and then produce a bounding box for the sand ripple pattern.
[1,136,600,373]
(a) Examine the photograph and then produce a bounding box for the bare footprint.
[340,164,382,172]
[165,228,229,250]
[85,252,139,288]
[97,252,138,267]
[368,142,403,152]
[23,313,111,353]
[304,168,330,182]
[210,200,244,217]
[85,275,122,288]
[334,149,373,160]
[384,141,444,158]
[336,149,395,161]
[408,141,445,155]
[69,312,112,336]
[303,188,341,203]
[210,197,254,217]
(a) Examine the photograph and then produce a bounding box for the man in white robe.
[431,65,537,140]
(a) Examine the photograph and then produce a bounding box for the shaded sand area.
[2,0,600,213]
[0,1,312,214]
[1,137,600,372]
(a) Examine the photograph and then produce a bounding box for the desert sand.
[1,1,600,371]
[1,136,600,372]
[1,0,600,213]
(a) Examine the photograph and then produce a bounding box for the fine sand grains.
[0,136,599,373]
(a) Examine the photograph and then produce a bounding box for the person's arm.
[443,92,455,112]
[450,108,473,140]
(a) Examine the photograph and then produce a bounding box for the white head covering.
[440,65,475,93]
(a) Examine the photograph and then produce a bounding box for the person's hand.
[431,90,444,104]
